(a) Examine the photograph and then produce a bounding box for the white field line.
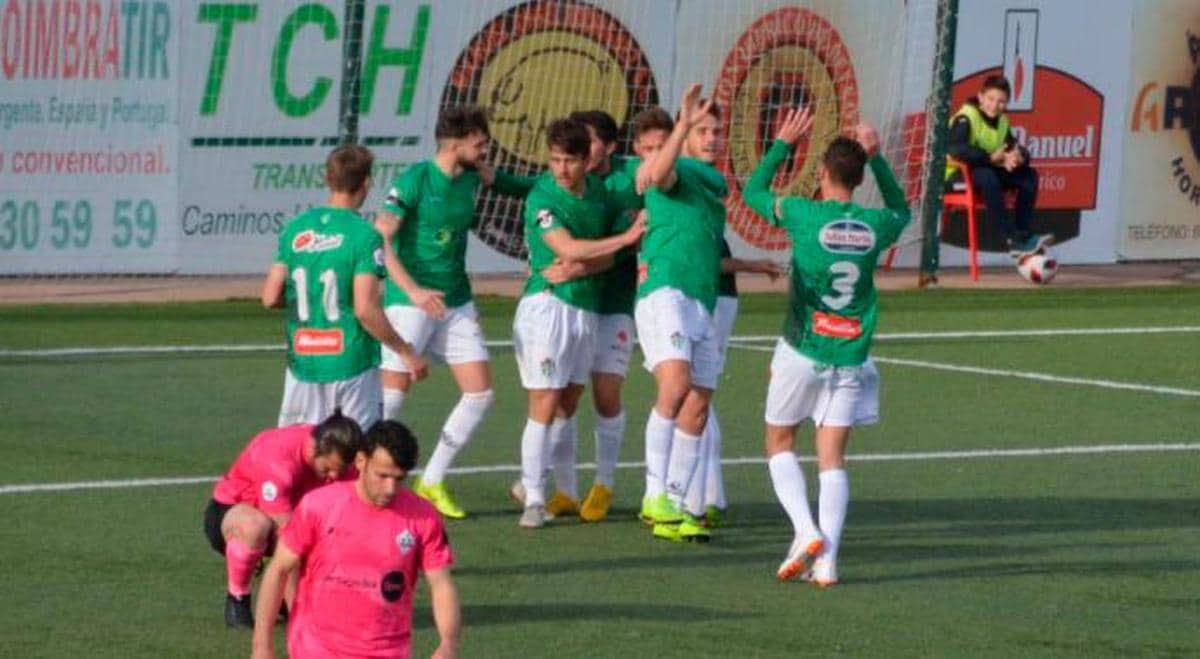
[3,326,1200,359]
[3,443,1197,496]
[729,344,1200,398]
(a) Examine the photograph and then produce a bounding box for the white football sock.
[665,429,701,507]
[768,452,819,540]
[643,409,674,499]
[549,416,578,500]
[520,419,550,507]
[683,427,709,516]
[593,412,625,488]
[420,390,494,486]
[818,469,849,562]
[382,388,406,421]
[703,408,726,509]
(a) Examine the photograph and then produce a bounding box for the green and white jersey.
[746,140,911,366]
[635,157,727,312]
[276,206,387,382]
[382,161,533,308]
[597,154,642,316]
[523,172,611,313]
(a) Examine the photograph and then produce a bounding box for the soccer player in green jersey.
[513,118,645,529]
[744,108,910,586]
[262,145,427,429]
[629,84,732,543]
[375,106,532,519]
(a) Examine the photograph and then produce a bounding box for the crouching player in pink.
[252,420,460,659]
[204,410,363,628]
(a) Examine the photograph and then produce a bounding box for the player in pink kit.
[252,420,460,659]
[204,410,363,628]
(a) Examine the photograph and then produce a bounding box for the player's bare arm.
[723,257,785,281]
[635,83,712,193]
[743,105,815,222]
[250,540,302,659]
[541,254,614,284]
[427,567,462,659]
[260,263,287,309]
[374,211,447,320]
[352,273,429,380]
[540,213,644,262]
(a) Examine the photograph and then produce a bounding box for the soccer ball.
[1016,249,1058,284]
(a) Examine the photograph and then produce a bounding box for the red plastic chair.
[941,158,982,281]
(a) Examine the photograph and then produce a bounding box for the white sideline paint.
[3,326,1200,358]
[729,344,1200,398]
[3,443,1197,496]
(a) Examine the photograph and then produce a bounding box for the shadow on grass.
[414,601,755,629]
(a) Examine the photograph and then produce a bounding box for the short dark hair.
[362,419,418,471]
[545,118,591,159]
[436,105,490,141]
[822,137,868,189]
[325,144,374,193]
[312,408,363,463]
[981,75,1012,98]
[631,107,673,139]
[568,110,619,144]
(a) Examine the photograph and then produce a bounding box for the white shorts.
[764,339,880,428]
[712,296,739,376]
[380,302,489,373]
[634,287,721,390]
[591,313,636,377]
[513,292,598,390]
[278,368,381,429]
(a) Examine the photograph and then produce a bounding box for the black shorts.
[203,498,232,556]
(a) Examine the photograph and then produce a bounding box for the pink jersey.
[212,424,323,515]
[281,481,454,659]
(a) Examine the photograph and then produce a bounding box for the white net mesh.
[0,0,952,276]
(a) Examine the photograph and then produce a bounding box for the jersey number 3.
[292,267,340,322]
[821,261,860,310]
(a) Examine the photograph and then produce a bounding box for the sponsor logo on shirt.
[292,229,344,253]
[536,209,555,229]
[819,220,876,254]
[294,328,345,355]
[812,311,863,339]
[381,571,406,603]
[435,227,454,245]
[261,481,278,502]
[396,530,417,555]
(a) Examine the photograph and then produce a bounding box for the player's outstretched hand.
[542,259,586,284]
[624,210,647,244]
[855,122,880,158]
[476,161,496,187]
[411,287,447,320]
[777,106,814,146]
[404,351,430,382]
[680,83,713,127]
[754,259,786,281]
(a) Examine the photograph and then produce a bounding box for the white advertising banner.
[0,0,179,274]
[1119,1,1200,259]
[946,0,1134,266]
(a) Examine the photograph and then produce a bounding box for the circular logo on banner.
[442,0,659,259]
[713,8,860,250]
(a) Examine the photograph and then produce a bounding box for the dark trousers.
[970,164,1038,241]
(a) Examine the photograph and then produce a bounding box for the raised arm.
[635,83,711,193]
[744,106,814,223]
[855,122,910,217]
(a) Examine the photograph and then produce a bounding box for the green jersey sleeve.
[490,169,539,198]
[355,229,386,278]
[382,167,421,219]
[867,154,912,243]
[744,139,792,225]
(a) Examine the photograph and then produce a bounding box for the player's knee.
[764,428,795,456]
[593,394,622,418]
[462,388,495,411]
